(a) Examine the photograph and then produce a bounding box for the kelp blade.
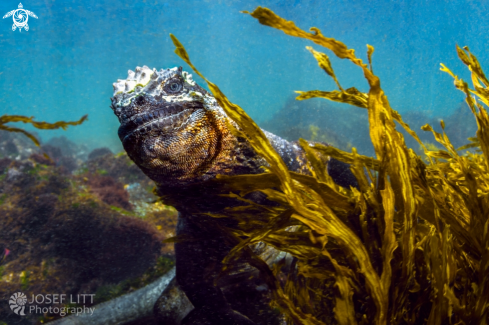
[0,114,88,146]
[167,7,489,325]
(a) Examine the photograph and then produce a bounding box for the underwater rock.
[21,193,58,235]
[262,95,478,159]
[4,139,19,156]
[5,166,23,182]
[0,129,39,160]
[0,156,174,324]
[41,144,63,160]
[399,102,478,154]
[39,143,83,174]
[3,160,37,189]
[83,151,148,185]
[88,147,113,160]
[29,152,56,166]
[0,129,13,141]
[0,157,12,173]
[261,95,372,155]
[47,135,88,161]
[57,155,79,174]
[42,202,161,282]
[85,173,133,210]
[43,135,90,165]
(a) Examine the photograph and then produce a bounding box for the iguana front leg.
[175,214,256,325]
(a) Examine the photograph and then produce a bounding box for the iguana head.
[111,66,233,186]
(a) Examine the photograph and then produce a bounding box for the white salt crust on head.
[111,66,201,111]
[113,66,197,96]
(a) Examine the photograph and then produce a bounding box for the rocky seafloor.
[0,130,178,325]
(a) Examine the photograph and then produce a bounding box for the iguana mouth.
[118,101,204,142]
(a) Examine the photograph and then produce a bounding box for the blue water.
[0,0,486,152]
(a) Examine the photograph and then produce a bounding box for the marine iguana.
[111,66,357,325]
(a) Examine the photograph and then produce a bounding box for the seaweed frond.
[0,114,88,146]
[172,8,489,325]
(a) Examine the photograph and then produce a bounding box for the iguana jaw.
[117,99,202,142]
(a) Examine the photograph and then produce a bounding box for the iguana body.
[111,66,357,324]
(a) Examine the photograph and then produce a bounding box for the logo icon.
[9,292,27,316]
[3,3,38,32]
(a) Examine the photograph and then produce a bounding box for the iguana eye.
[165,79,183,93]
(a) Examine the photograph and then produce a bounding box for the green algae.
[94,255,175,305]
[170,7,489,325]
[19,270,30,291]
[0,159,168,322]
[109,204,137,217]
[96,169,108,175]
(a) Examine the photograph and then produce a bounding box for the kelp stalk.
[0,114,88,146]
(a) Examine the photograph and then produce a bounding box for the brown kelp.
[0,114,87,146]
[170,7,489,325]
